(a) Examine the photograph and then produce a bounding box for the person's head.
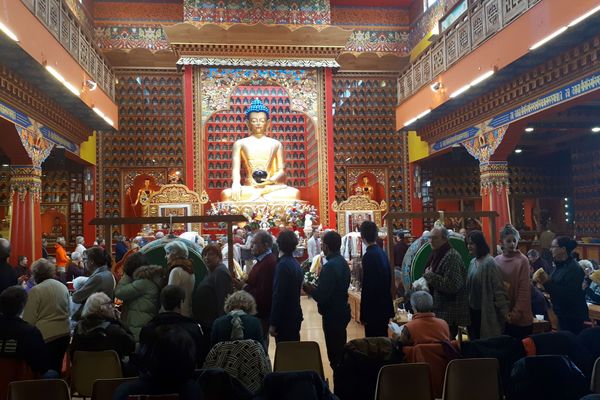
[123,252,149,277]
[84,247,107,273]
[245,99,270,138]
[395,232,405,243]
[466,230,490,258]
[322,230,341,257]
[0,286,28,317]
[76,236,84,245]
[138,325,196,383]
[17,256,28,267]
[527,249,540,264]
[500,224,520,254]
[359,221,378,244]
[155,231,165,239]
[224,290,257,314]
[144,178,150,187]
[202,244,223,270]
[31,258,56,284]
[362,176,369,184]
[251,230,273,257]
[428,227,449,250]
[235,228,245,238]
[160,285,185,313]
[459,228,467,236]
[82,292,117,319]
[97,238,105,247]
[71,251,81,263]
[410,290,434,314]
[277,230,298,255]
[312,230,320,239]
[56,236,66,246]
[580,260,594,278]
[0,238,10,260]
[552,236,577,262]
[164,240,189,263]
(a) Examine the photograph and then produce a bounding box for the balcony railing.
[21,0,115,100]
[398,0,540,103]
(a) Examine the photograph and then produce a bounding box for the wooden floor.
[268,295,365,386]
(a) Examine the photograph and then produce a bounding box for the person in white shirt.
[307,230,321,261]
[74,236,86,255]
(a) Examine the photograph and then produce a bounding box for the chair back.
[8,379,70,400]
[0,359,34,400]
[403,342,459,398]
[442,358,501,400]
[92,377,138,400]
[273,341,324,378]
[375,363,433,400]
[591,357,600,393]
[71,350,123,397]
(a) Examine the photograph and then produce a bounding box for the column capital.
[10,166,42,202]
[480,161,509,196]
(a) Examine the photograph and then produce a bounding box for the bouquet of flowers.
[285,202,319,230]
[304,270,318,286]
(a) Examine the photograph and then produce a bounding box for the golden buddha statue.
[360,176,374,199]
[221,98,300,202]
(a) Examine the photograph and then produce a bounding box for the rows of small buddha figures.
[2,220,600,398]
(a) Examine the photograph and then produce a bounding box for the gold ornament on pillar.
[9,167,43,202]
[462,125,508,163]
[15,124,54,168]
[479,162,510,196]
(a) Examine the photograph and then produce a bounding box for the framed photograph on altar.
[346,211,374,234]
[158,205,190,232]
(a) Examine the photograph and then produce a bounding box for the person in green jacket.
[115,252,165,341]
[304,230,351,369]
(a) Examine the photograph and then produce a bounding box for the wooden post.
[490,214,497,252]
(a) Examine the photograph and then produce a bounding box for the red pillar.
[480,161,511,246]
[9,166,42,264]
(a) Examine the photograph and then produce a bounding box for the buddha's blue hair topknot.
[245,98,270,120]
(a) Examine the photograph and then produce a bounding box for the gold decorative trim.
[10,166,42,202]
[480,161,510,196]
[346,167,387,197]
[317,69,330,227]
[331,194,387,234]
[178,57,340,68]
[148,184,208,232]
[336,52,408,72]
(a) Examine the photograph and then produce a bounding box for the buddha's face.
[247,112,270,137]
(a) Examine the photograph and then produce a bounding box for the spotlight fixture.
[86,80,97,91]
[430,82,442,92]
[515,148,523,154]
[525,127,534,133]
[592,127,600,133]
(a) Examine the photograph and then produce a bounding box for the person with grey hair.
[395,291,450,346]
[0,237,17,293]
[422,226,469,339]
[527,248,553,276]
[238,230,277,348]
[75,236,86,255]
[211,290,263,347]
[65,251,85,282]
[166,240,195,317]
[72,247,116,318]
[71,292,135,371]
[0,285,54,376]
[495,224,532,339]
[22,258,70,373]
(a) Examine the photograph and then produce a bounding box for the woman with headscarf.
[495,224,532,339]
[533,236,588,334]
[165,241,195,317]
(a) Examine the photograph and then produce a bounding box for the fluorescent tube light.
[0,22,18,41]
[568,5,600,27]
[470,70,494,86]
[529,26,567,50]
[404,117,418,126]
[417,109,431,119]
[449,84,471,98]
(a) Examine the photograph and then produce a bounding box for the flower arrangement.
[208,201,318,231]
[304,270,318,286]
[283,202,318,230]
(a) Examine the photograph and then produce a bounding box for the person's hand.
[232,277,245,290]
[303,282,316,294]
[231,183,242,201]
[269,325,278,337]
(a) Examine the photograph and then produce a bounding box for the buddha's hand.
[254,179,274,188]
[231,183,242,201]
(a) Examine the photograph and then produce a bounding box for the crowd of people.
[1,220,599,399]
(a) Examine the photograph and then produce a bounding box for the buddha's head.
[245,98,270,138]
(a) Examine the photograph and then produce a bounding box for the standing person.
[72,247,115,318]
[165,241,195,318]
[193,244,233,334]
[41,238,49,259]
[495,224,532,340]
[359,221,393,337]
[15,256,29,281]
[270,230,303,342]
[465,230,510,340]
[422,226,469,339]
[304,230,351,369]
[54,237,69,280]
[307,230,321,261]
[114,252,164,341]
[533,236,588,334]
[22,259,70,374]
[0,238,16,293]
[74,236,86,255]
[115,236,129,263]
[239,231,277,348]
[393,232,409,270]
[527,249,554,276]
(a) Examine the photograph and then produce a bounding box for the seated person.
[527,249,554,276]
[114,325,201,400]
[0,286,54,377]
[586,270,600,305]
[395,291,450,346]
[70,292,135,371]
[139,285,209,367]
[211,290,263,347]
[531,283,549,320]
[65,251,85,283]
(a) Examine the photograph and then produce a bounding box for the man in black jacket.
[0,239,16,294]
[304,231,351,369]
[139,285,209,367]
[359,221,393,337]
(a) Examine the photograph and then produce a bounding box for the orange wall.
[396,0,600,128]
[0,0,118,128]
